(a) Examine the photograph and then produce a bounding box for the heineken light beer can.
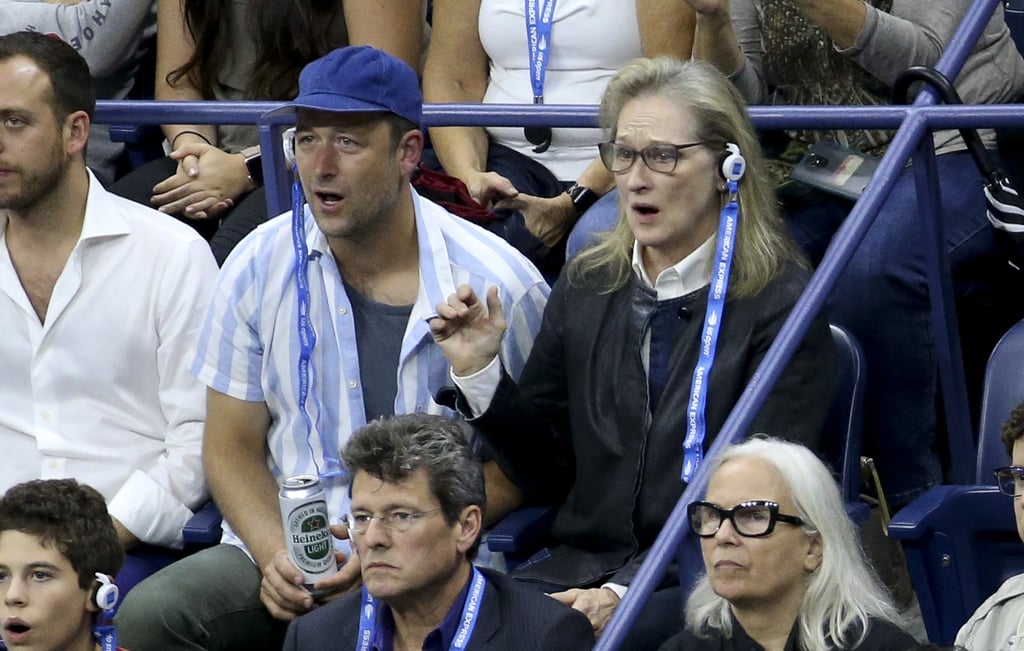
[279,474,337,586]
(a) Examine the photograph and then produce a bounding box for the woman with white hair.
[662,436,916,650]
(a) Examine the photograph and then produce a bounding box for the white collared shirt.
[630,236,715,301]
[632,237,715,371]
[0,170,218,547]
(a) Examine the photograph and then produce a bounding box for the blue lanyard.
[682,180,740,482]
[356,567,487,651]
[525,0,556,103]
[94,625,116,651]
[291,170,342,480]
[93,608,117,651]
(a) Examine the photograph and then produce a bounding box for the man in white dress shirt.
[0,33,216,556]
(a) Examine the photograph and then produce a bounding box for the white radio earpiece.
[91,573,119,612]
[719,142,746,183]
[282,127,297,169]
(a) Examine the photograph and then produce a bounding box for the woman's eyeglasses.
[687,500,806,538]
[598,141,704,174]
[994,466,1024,497]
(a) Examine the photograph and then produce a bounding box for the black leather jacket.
[468,263,836,588]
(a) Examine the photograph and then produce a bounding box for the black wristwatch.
[242,146,264,186]
[566,182,599,215]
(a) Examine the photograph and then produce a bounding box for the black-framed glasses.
[524,126,552,153]
[994,466,1024,497]
[598,141,704,174]
[687,500,806,538]
[343,508,442,535]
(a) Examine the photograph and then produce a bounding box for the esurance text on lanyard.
[355,567,487,651]
[682,178,741,482]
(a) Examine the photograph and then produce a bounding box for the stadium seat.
[822,324,872,524]
[112,500,225,606]
[888,486,1024,644]
[889,318,1024,644]
[976,318,1024,483]
[182,500,224,547]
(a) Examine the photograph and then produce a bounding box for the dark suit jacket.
[282,567,594,650]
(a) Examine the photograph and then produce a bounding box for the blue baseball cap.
[283,45,422,126]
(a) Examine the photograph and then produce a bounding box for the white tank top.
[479,0,642,180]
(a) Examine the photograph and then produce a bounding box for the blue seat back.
[976,319,1024,483]
[890,486,1024,643]
[890,319,1024,643]
[821,324,870,522]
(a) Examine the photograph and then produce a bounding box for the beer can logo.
[287,503,333,570]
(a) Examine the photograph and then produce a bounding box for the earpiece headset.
[91,573,119,612]
[718,142,746,183]
[283,127,297,169]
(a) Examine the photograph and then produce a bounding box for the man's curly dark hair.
[1000,400,1024,459]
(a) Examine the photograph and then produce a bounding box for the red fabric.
[411,164,496,224]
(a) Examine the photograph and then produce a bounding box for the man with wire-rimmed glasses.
[282,413,594,651]
[957,399,1024,650]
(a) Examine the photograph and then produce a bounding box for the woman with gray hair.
[431,57,835,645]
[662,437,915,650]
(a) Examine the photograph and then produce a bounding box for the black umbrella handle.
[892,65,1005,185]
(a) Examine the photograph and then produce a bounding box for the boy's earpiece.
[91,573,119,612]
[718,142,746,183]
[283,127,296,169]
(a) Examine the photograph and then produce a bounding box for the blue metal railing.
[89,0,1020,644]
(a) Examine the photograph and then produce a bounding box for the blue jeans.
[785,150,1000,504]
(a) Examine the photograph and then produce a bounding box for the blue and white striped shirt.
[191,188,549,552]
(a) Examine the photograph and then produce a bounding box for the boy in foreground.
[0,479,125,651]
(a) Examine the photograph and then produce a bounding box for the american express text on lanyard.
[682,143,746,482]
[523,0,556,153]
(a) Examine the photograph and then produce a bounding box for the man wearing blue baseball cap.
[115,46,549,651]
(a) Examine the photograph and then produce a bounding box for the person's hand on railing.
[151,143,258,220]
[496,191,577,249]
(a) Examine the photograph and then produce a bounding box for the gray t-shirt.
[343,282,413,423]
